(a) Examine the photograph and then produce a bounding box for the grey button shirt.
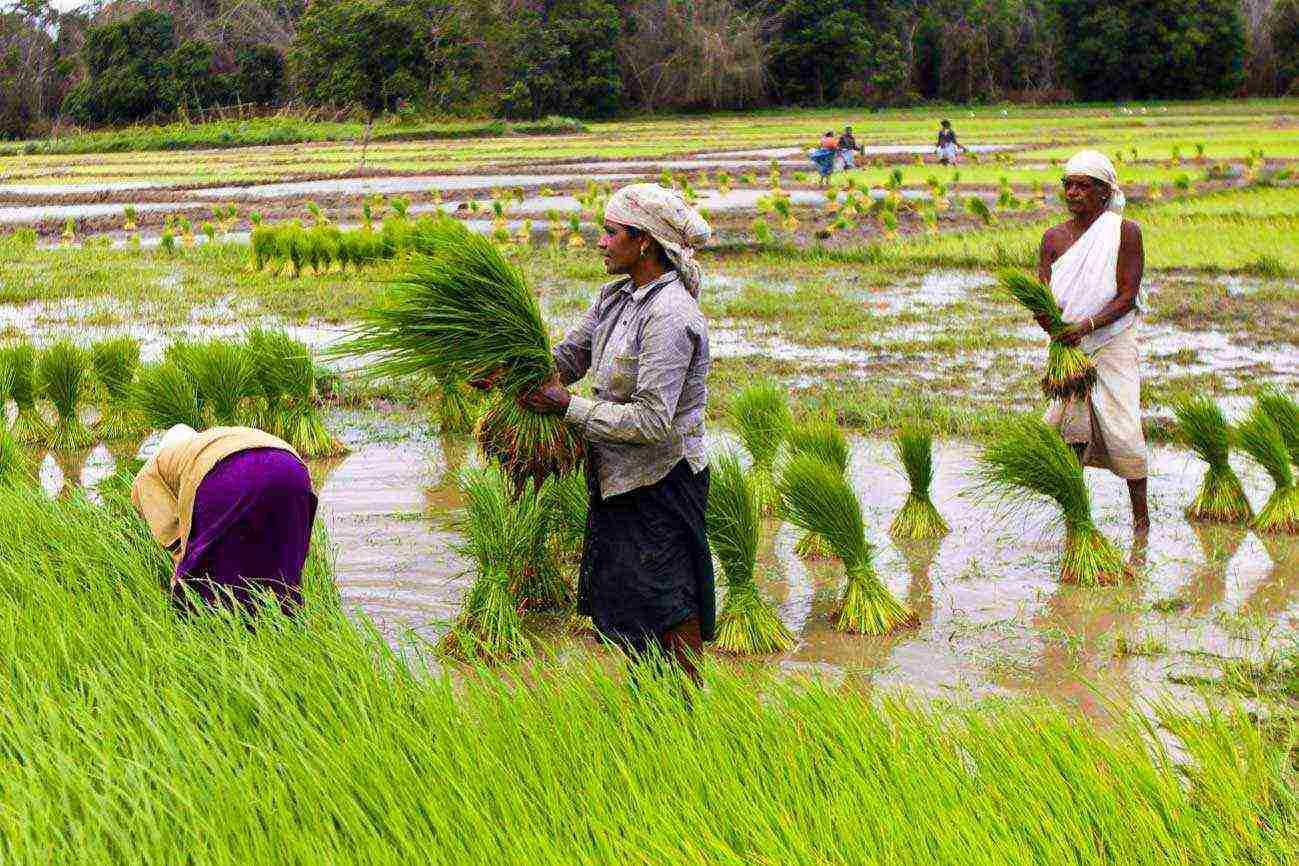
[555,271,709,499]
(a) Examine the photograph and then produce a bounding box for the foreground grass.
[1,482,1296,863]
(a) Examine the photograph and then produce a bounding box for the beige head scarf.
[604,183,712,298]
[1064,150,1125,213]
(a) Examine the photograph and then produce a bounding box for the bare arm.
[1056,221,1143,346]
[1034,229,1060,334]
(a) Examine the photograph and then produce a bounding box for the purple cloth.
[174,447,317,616]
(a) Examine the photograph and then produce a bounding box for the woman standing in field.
[515,184,715,683]
[131,424,318,615]
[936,119,962,164]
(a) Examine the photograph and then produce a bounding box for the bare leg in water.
[1071,444,1150,534]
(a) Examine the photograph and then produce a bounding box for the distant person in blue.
[936,119,963,165]
[810,130,839,184]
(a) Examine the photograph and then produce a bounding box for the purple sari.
[174,448,317,616]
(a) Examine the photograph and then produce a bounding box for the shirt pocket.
[607,354,639,402]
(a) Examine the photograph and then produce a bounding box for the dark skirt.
[174,447,318,616]
[579,458,715,653]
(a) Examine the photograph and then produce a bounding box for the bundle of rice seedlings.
[730,380,792,516]
[1174,396,1253,524]
[131,361,205,431]
[91,337,146,441]
[707,452,795,654]
[889,427,949,540]
[1236,403,1299,535]
[189,340,252,427]
[435,375,477,435]
[784,413,849,559]
[250,224,278,271]
[36,341,95,451]
[777,453,917,635]
[244,326,283,434]
[437,465,540,662]
[6,343,52,445]
[0,425,33,487]
[998,270,1097,400]
[974,416,1130,586]
[1258,388,1299,468]
[332,219,582,490]
[254,330,345,458]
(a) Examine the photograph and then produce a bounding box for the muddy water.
[190,172,642,202]
[35,431,1299,710]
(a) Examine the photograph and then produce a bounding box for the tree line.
[1,0,1297,138]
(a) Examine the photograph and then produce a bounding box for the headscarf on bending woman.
[603,183,712,298]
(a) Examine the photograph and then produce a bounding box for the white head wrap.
[603,183,712,298]
[158,423,197,454]
[1064,150,1125,213]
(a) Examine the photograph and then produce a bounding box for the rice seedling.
[251,329,345,458]
[1236,402,1299,535]
[974,416,1130,586]
[131,360,205,431]
[333,219,581,490]
[777,453,916,634]
[784,412,849,559]
[36,340,95,451]
[122,204,137,231]
[998,270,1097,401]
[435,375,477,435]
[188,340,253,427]
[91,337,146,441]
[250,224,277,271]
[729,380,792,517]
[889,426,949,540]
[707,452,795,654]
[1257,387,1299,468]
[0,423,33,486]
[1173,396,1253,524]
[6,343,52,445]
[159,229,176,256]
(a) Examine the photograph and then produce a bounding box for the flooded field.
[36,428,1295,715]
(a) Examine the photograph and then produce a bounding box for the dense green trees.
[498,0,623,119]
[1273,0,1299,94]
[1056,0,1246,100]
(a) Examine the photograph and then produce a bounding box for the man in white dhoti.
[1038,150,1150,532]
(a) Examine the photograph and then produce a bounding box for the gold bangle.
[1087,317,1095,332]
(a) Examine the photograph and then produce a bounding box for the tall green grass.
[0,483,1297,862]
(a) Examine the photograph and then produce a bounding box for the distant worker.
[936,119,963,165]
[132,424,318,615]
[1037,150,1150,532]
[838,125,864,169]
[810,130,839,184]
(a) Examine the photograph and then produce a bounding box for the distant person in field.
[838,125,864,169]
[810,130,839,184]
[1038,150,1150,532]
[936,119,962,165]
[132,424,318,615]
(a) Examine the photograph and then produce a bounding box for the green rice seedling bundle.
[974,416,1129,586]
[334,219,582,490]
[435,375,477,435]
[1174,396,1252,523]
[250,224,278,271]
[998,270,1097,401]
[278,221,305,277]
[784,412,849,559]
[0,423,33,486]
[707,452,795,654]
[253,329,345,458]
[777,453,917,634]
[889,426,949,540]
[966,195,995,225]
[1258,388,1299,469]
[189,340,252,427]
[1236,402,1299,535]
[36,340,95,451]
[91,337,146,441]
[5,343,52,445]
[131,361,205,431]
[730,379,792,516]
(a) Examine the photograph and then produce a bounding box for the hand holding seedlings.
[1054,321,1091,347]
[517,372,570,415]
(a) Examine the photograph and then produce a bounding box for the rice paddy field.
[3,99,1299,861]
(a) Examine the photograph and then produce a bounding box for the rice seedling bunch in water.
[36,341,95,451]
[439,466,540,661]
[244,326,285,434]
[1237,402,1299,535]
[777,453,917,634]
[730,380,792,516]
[189,340,252,427]
[707,452,795,654]
[0,423,33,486]
[435,374,477,435]
[91,337,146,441]
[889,426,949,540]
[6,343,52,445]
[131,361,205,431]
[250,224,278,271]
[333,219,581,490]
[974,416,1129,586]
[1258,388,1299,469]
[998,270,1096,400]
[1174,396,1252,524]
[784,412,849,559]
[255,330,345,458]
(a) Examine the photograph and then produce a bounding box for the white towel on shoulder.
[1049,211,1135,355]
